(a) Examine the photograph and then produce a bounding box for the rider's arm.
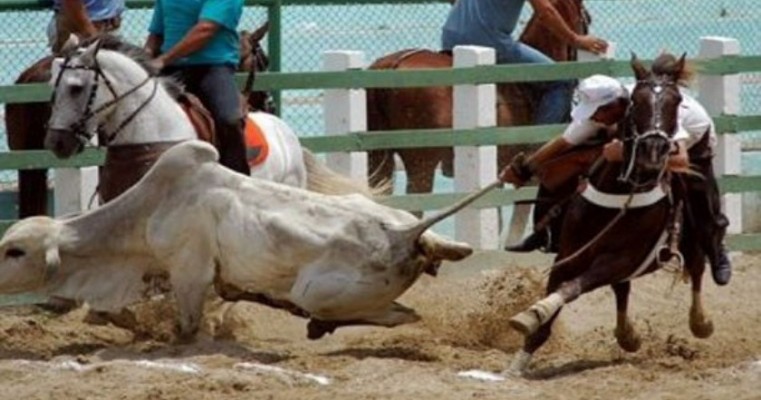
[528,0,607,54]
[154,21,220,67]
[61,0,97,37]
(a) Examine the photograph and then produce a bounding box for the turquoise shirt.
[148,0,242,66]
[53,0,124,21]
[442,0,526,47]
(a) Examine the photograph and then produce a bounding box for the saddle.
[177,92,216,145]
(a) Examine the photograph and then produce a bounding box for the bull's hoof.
[509,310,541,337]
[307,319,338,340]
[35,297,79,315]
[84,309,138,331]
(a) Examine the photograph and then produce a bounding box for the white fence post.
[53,166,99,216]
[453,45,499,249]
[697,37,742,234]
[322,50,368,181]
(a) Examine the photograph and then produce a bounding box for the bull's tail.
[302,149,390,198]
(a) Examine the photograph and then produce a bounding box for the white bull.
[0,141,478,339]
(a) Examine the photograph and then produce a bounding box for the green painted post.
[267,0,282,116]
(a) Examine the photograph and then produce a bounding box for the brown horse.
[366,0,590,194]
[505,55,714,375]
[3,22,271,218]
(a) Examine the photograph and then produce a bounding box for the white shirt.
[563,84,717,149]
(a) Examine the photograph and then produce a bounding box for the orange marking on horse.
[245,117,269,167]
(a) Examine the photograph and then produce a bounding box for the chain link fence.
[0,0,759,176]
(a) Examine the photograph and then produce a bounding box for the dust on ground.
[0,252,759,400]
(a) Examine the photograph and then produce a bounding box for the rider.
[48,0,125,54]
[145,0,250,176]
[441,0,608,125]
[500,60,733,286]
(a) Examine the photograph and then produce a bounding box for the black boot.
[710,244,732,286]
[505,229,548,253]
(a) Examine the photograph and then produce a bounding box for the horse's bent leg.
[509,291,566,337]
[367,150,395,195]
[684,245,714,338]
[612,281,641,352]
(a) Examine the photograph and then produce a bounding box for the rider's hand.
[499,166,526,188]
[603,139,624,162]
[575,35,608,55]
[151,56,167,71]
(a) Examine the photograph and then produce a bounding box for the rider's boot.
[505,229,548,253]
[710,243,732,286]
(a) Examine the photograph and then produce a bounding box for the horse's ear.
[59,34,80,54]
[674,52,687,75]
[630,52,650,81]
[50,57,65,83]
[250,21,269,44]
[79,38,101,65]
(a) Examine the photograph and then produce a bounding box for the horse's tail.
[302,149,390,198]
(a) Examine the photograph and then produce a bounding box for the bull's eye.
[5,247,25,258]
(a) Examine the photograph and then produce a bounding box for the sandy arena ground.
[0,251,758,400]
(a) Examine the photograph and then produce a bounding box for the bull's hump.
[154,140,219,174]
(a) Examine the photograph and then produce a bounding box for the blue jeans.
[162,64,249,175]
[442,30,572,125]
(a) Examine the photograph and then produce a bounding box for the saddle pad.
[245,116,270,167]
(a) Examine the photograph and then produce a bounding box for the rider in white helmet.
[501,58,731,286]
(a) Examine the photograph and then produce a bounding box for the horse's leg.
[612,281,641,352]
[683,243,714,338]
[399,149,439,218]
[508,255,622,374]
[367,150,395,195]
[18,170,49,217]
[507,273,575,375]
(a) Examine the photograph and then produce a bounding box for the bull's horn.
[386,180,502,243]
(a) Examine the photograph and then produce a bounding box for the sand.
[0,252,758,400]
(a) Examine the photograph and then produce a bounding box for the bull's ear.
[630,52,650,81]
[43,238,60,276]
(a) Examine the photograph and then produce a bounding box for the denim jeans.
[163,64,249,175]
[442,29,573,125]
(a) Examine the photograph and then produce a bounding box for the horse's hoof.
[509,311,540,336]
[690,318,714,339]
[615,329,641,352]
[306,319,336,340]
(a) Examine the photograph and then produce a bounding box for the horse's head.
[239,22,275,113]
[620,53,685,187]
[45,34,157,158]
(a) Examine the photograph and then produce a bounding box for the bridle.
[50,42,159,148]
[618,77,679,188]
[242,42,274,113]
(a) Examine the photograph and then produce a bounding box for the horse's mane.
[63,33,185,99]
[652,52,696,88]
